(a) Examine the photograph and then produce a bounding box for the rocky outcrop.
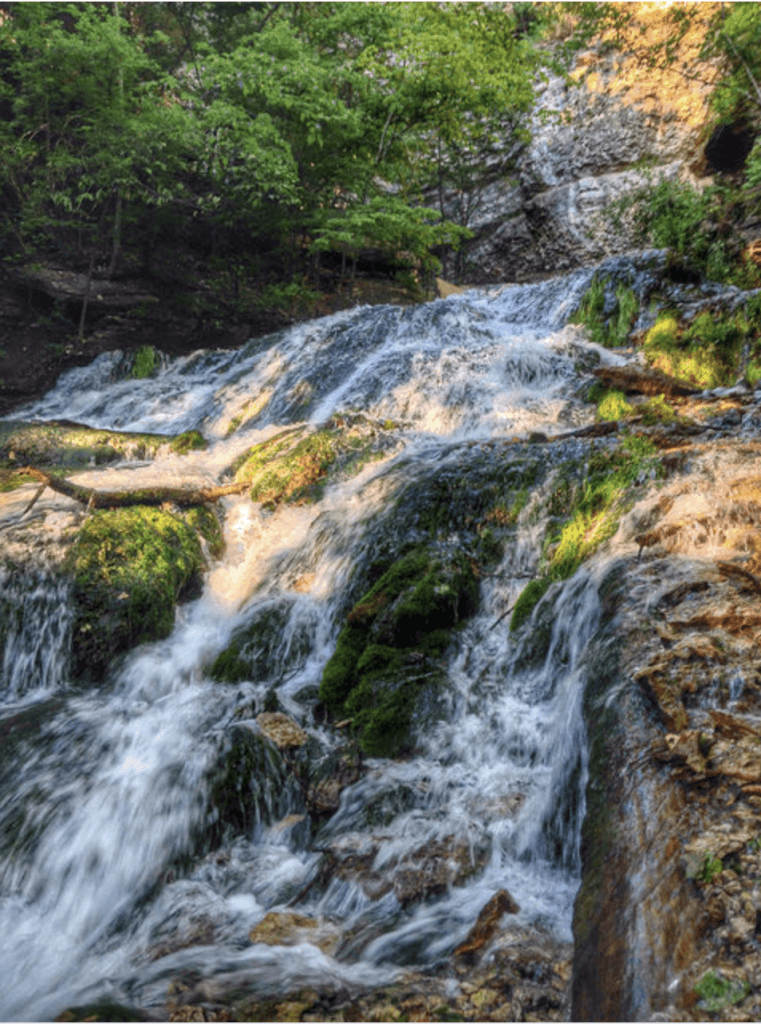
[448,4,723,283]
[573,435,761,1021]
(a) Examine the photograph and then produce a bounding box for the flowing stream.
[0,260,647,1020]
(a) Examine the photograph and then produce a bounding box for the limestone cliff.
[450,2,725,283]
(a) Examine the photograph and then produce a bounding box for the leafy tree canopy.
[0,1,545,294]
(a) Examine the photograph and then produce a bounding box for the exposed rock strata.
[450,4,722,283]
[574,435,761,1021]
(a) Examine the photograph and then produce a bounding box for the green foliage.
[703,3,761,126]
[695,853,724,885]
[571,276,638,347]
[694,970,749,1013]
[644,307,750,389]
[0,2,542,293]
[253,280,323,318]
[616,174,760,287]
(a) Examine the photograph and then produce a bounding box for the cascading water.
[0,259,641,1020]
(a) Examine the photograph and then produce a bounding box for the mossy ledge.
[230,414,399,508]
[319,546,479,758]
[511,435,662,632]
[0,421,209,492]
[65,505,211,682]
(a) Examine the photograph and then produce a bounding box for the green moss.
[205,727,294,846]
[512,438,659,633]
[510,577,552,632]
[546,435,659,579]
[319,547,479,757]
[169,430,207,455]
[209,599,314,683]
[232,417,394,508]
[56,1002,148,1022]
[131,345,157,379]
[66,506,206,682]
[639,394,676,426]
[596,389,632,422]
[694,971,749,1013]
[182,505,224,559]
[644,307,750,389]
[0,421,169,470]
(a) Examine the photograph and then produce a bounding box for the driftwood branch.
[18,466,250,509]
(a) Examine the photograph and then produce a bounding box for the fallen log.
[19,466,249,509]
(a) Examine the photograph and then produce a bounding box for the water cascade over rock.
[4,253,761,1022]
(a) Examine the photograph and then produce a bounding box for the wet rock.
[319,544,479,757]
[256,712,308,749]
[205,726,300,847]
[454,889,521,958]
[248,911,340,954]
[209,598,318,685]
[55,1001,150,1022]
[305,744,365,815]
[230,927,571,1022]
[575,439,761,1020]
[326,831,491,909]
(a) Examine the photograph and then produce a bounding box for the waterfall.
[0,261,635,1020]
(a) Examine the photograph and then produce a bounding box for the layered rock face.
[450,3,722,283]
[574,423,761,1021]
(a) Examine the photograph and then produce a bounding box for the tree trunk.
[108,190,123,280]
[77,250,96,342]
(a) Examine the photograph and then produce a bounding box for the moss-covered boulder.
[66,506,208,682]
[319,546,479,757]
[230,414,398,507]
